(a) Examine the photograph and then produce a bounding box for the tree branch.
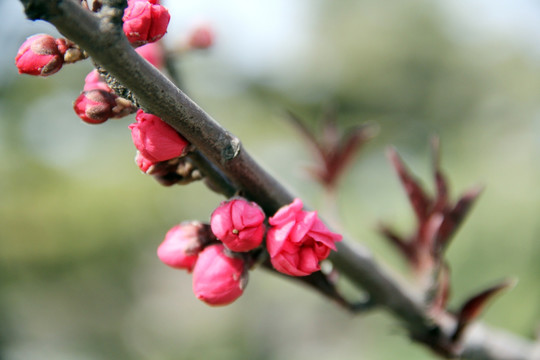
[18,1,540,358]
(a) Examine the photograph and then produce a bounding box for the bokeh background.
[2,0,540,359]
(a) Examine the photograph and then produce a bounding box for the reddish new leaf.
[387,147,431,222]
[435,185,483,251]
[287,110,374,190]
[324,125,374,188]
[452,279,516,343]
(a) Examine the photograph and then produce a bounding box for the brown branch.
[17,1,540,359]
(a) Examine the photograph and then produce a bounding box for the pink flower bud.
[123,0,170,46]
[187,24,214,49]
[266,198,342,277]
[129,110,189,162]
[192,244,247,306]
[83,70,112,92]
[15,34,64,76]
[79,71,135,121]
[135,151,155,173]
[135,42,165,68]
[157,222,207,271]
[73,89,117,124]
[210,198,265,252]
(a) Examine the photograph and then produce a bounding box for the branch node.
[98,0,127,27]
[221,136,241,162]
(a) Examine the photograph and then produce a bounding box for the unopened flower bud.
[129,110,190,162]
[266,198,342,276]
[73,89,117,124]
[187,24,214,49]
[76,71,135,122]
[158,221,210,271]
[135,42,165,68]
[123,0,170,46]
[15,34,64,76]
[192,244,247,306]
[83,70,112,92]
[211,198,265,252]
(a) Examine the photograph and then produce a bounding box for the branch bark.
[18,1,540,359]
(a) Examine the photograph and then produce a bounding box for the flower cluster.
[73,41,164,125]
[15,34,86,76]
[14,2,341,309]
[73,69,136,124]
[157,197,341,306]
[15,0,169,77]
[157,221,249,306]
[14,1,208,176]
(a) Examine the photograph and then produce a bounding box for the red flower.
[129,110,189,162]
[123,0,170,46]
[266,198,342,276]
[192,244,247,306]
[211,198,265,252]
[15,34,64,76]
[157,222,204,272]
[73,89,117,124]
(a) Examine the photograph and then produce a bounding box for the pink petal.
[289,211,317,243]
[298,246,320,274]
[230,200,245,229]
[269,198,303,226]
[266,222,294,257]
[210,206,229,240]
[270,252,311,277]
[242,203,266,227]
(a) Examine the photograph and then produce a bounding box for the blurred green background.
[2,0,540,359]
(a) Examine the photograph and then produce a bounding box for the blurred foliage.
[2,1,540,359]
